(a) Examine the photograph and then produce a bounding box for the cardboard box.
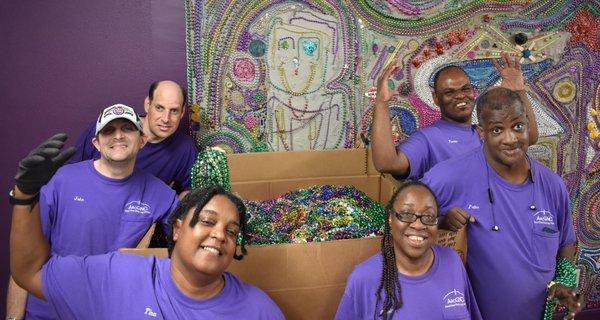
[125,148,466,320]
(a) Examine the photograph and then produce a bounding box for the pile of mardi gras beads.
[191,147,231,192]
[244,185,385,245]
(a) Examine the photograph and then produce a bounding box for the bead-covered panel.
[185,0,600,311]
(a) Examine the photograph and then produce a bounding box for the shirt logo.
[144,307,157,317]
[443,289,466,309]
[448,139,459,144]
[125,200,151,215]
[467,204,480,210]
[73,196,85,202]
[533,210,554,226]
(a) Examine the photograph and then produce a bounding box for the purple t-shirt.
[26,160,179,319]
[397,119,481,179]
[422,147,576,320]
[67,120,197,192]
[41,252,285,319]
[335,245,481,320]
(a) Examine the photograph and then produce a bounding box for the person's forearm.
[558,244,576,262]
[517,90,539,145]
[6,276,28,319]
[9,186,49,299]
[371,99,407,175]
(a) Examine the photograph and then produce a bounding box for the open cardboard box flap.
[125,148,466,320]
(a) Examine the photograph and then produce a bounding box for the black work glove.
[15,133,76,195]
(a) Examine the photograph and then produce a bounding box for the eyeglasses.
[388,209,439,226]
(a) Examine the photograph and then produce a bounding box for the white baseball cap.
[95,104,143,135]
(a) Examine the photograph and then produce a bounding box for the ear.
[139,133,148,148]
[431,89,440,107]
[476,125,484,140]
[178,105,185,120]
[144,96,151,113]
[92,136,100,152]
[172,219,183,242]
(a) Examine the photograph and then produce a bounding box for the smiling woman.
[335,180,482,320]
[9,134,285,320]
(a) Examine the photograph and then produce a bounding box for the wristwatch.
[8,189,39,206]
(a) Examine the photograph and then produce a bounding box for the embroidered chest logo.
[467,204,480,210]
[533,210,554,226]
[73,196,85,202]
[144,307,157,317]
[125,200,151,215]
[448,139,459,144]
[443,289,466,309]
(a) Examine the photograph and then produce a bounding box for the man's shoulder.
[168,130,195,146]
[54,160,91,177]
[131,169,174,187]
[530,159,567,190]
[152,131,196,153]
[427,148,480,176]
[531,159,560,178]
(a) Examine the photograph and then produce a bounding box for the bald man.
[67,80,197,195]
[371,52,538,180]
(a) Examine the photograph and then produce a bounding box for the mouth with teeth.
[455,101,470,109]
[157,124,172,132]
[200,245,222,256]
[405,234,428,247]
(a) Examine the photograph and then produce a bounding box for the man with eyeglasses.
[371,52,538,180]
[7,105,179,320]
[421,87,580,319]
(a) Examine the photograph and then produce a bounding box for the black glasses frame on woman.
[388,208,439,226]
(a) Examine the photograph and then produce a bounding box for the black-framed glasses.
[388,209,439,226]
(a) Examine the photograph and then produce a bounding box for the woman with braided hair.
[335,180,481,319]
[9,134,284,319]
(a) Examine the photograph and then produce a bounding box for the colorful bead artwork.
[244,185,385,244]
[186,0,600,311]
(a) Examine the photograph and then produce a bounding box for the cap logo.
[112,106,125,115]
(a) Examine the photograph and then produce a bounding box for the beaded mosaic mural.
[186,0,599,310]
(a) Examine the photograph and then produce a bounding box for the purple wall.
[0,1,187,314]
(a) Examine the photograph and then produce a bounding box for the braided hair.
[166,185,248,260]
[374,180,439,319]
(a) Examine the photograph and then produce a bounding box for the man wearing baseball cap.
[66,80,197,196]
[7,104,179,320]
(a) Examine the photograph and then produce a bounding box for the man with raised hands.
[7,104,178,320]
[371,52,538,180]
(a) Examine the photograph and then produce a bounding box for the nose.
[409,217,427,230]
[210,227,225,241]
[454,90,466,100]
[160,111,170,123]
[114,128,125,139]
[502,129,519,145]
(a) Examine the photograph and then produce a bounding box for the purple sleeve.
[397,131,430,180]
[556,181,576,248]
[66,121,98,164]
[38,185,54,242]
[335,284,356,319]
[420,168,454,215]
[41,254,112,317]
[247,287,286,319]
